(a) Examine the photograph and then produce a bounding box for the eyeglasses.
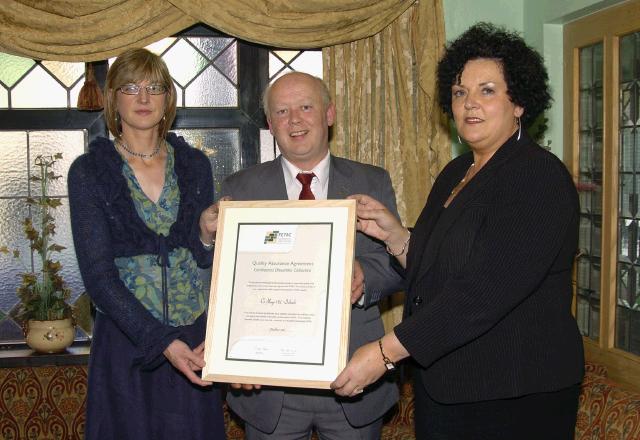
[118,83,167,95]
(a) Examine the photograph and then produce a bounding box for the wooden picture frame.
[202,200,356,388]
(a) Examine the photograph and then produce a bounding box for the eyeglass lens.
[119,84,167,95]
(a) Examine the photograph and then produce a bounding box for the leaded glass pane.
[146,38,176,55]
[0,131,28,197]
[1,55,83,109]
[41,61,84,88]
[260,129,276,163]
[134,36,240,108]
[213,41,238,85]
[576,42,604,341]
[619,219,640,263]
[617,30,640,355]
[620,31,639,83]
[50,201,84,304]
[269,50,322,82]
[274,50,300,63]
[189,37,233,61]
[0,53,34,88]
[29,131,86,197]
[616,306,640,354]
[619,128,638,172]
[619,173,637,217]
[173,129,240,195]
[185,65,237,107]
[290,51,323,78]
[163,39,208,87]
[620,81,638,127]
[173,80,184,106]
[12,65,67,108]
[593,43,603,83]
[269,52,286,78]
[0,198,30,315]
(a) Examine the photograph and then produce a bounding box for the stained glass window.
[0,26,322,346]
[0,53,84,109]
[109,36,239,108]
[616,30,640,355]
[576,42,604,341]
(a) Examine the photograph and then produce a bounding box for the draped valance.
[0,0,416,61]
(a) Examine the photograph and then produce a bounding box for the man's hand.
[199,196,232,246]
[351,259,365,304]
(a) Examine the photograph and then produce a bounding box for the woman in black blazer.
[332,23,584,439]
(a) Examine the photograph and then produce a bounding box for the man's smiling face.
[266,73,335,170]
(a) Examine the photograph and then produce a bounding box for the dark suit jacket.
[395,132,584,404]
[223,154,403,432]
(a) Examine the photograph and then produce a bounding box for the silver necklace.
[117,139,162,159]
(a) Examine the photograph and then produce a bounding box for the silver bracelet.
[200,236,215,250]
[385,230,410,257]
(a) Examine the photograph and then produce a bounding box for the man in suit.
[221,72,403,439]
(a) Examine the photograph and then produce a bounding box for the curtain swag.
[1,0,416,61]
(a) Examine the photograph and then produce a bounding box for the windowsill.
[0,342,90,368]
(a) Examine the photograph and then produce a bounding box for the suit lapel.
[263,156,289,200]
[327,155,352,199]
[408,133,524,288]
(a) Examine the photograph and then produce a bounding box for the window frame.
[0,24,269,353]
[564,0,640,390]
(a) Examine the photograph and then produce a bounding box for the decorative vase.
[25,318,75,353]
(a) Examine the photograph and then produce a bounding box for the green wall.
[442,0,627,159]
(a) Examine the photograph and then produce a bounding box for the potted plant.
[0,153,74,353]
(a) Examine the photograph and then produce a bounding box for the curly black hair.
[437,22,551,128]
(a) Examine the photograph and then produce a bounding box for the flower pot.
[25,318,75,353]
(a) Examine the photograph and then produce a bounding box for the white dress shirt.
[281,151,330,201]
[280,151,365,306]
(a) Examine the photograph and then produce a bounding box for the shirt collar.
[281,151,331,190]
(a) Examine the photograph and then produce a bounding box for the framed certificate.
[202,200,356,389]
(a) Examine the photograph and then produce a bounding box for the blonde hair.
[262,72,331,120]
[103,48,176,139]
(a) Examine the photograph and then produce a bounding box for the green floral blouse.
[115,143,206,326]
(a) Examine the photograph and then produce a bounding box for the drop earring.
[457,134,462,144]
[517,117,522,141]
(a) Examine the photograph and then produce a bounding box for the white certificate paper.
[227,223,331,364]
[202,200,355,389]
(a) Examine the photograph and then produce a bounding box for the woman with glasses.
[68,48,225,439]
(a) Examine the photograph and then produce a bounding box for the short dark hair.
[437,22,551,128]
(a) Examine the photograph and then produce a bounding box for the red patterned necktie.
[296,172,316,200]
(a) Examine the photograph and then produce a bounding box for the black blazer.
[395,132,584,404]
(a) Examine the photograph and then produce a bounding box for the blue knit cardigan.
[68,133,214,368]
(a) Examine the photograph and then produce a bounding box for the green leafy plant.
[0,153,72,322]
